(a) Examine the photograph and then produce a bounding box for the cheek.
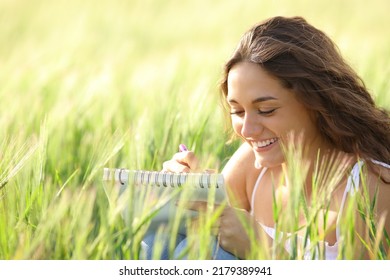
[280,116,318,144]
[231,118,242,135]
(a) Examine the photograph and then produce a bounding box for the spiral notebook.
[103,168,227,233]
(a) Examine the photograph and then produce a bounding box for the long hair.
[220,16,390,166]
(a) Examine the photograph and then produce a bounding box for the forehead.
[227,62,290,101]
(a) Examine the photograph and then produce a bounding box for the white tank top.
[250,160,390,260]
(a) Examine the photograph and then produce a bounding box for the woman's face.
[227,62,323,168]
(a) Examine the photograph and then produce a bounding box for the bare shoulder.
[222,142,260,210]
[365,164,390,232]
[222,142,254,173]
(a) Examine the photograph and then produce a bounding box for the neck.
[281,140,355,198]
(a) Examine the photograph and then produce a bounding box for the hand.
[217,206,259,258]
[162,149,200,173]
[185,201,260,259]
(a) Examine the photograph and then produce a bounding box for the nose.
[241,112,263,139]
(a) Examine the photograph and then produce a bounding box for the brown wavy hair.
[220,16,390,167]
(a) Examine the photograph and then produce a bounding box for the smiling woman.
[143,16,390,260]
[226,62,323,169]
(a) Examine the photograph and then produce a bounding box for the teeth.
[253,138,278,148]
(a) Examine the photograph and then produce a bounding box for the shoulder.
[363,162,390,249]
[340,160,390,257]
[365,162,390,213]
[222,142,255,172]
[222,142,260,210]
[367,160,390,184]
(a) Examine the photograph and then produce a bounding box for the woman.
[144,16,390,260]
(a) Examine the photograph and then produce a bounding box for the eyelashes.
[257,108,276,115]
[230,108,277,116]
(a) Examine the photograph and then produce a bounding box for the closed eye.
[230,111,245,116]
[258,108,277,115]
[230,108,278,116]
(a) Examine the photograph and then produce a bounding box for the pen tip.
[179,144,188,152]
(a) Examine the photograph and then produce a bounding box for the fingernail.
[204,169,216,174]
[179,144,188,152]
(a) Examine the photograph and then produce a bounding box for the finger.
[181,201,223,213]
[162,160,191,173]
[179,201,212,213]
[173,151,199,171]
[182,204,221,235]
[204,169,216,174]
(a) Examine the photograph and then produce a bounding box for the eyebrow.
[227,96,277,104]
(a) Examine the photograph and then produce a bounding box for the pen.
[179,144,188,152]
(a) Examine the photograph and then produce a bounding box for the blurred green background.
[1,0,389,172]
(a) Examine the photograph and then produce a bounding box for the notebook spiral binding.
[103,168,224,188]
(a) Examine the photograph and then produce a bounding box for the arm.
[354,166,390,259]
[222,142,257,210]
[218,143,276,259]
[163,143,275,258]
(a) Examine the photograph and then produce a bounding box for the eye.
[230,110,245,116]
[257,108,277,115]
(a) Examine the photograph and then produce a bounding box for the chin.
[254,154,284,169]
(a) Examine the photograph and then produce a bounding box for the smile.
[252,137,279,148]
